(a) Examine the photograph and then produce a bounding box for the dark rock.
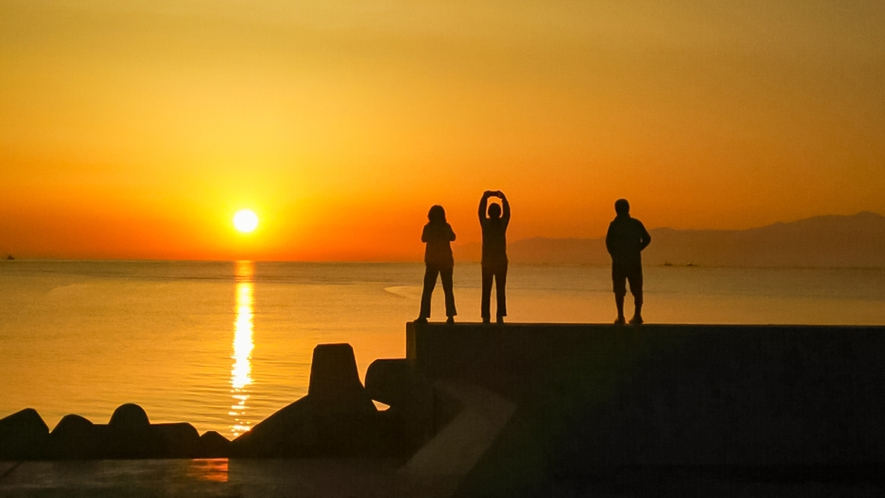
[232,343,384,457]
[103,404,162,458]
[199,431,231,458]
[233,395,383,458]
[308,344,375,414]
[151,423,201,458]
[108,403,150,431]
[365,358,435,454]
[232,396,315,457]
[0,408,49,460]
[366,358,424,408]
[50,414,99,459]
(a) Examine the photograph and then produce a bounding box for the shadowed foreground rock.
[50,414,99,459]
[232,343,391,457]
[199,431,232,458]
[0,408,49,460]
[1,343,428,461]
[1,404,229,460]
[365,358,435,453]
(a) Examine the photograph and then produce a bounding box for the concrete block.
[308,343,374,413]
[365,358,436,454]
[108,403,150,431]
[0,408,49,460]
[198,431,231,458]
[152,423,201,458]
[49,414,98,459]
[102,404,163,458]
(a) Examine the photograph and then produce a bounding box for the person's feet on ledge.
[614,316,626,325]
[629,315,644,325]
[414,316,428,324]
[482,316,491,324]
[496,315,504,324]
[446,316,455,324]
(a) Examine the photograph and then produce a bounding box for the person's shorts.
[612,266,642,297]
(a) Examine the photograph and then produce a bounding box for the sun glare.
[233,209,259,233]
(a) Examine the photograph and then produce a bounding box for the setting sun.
[233,210,259,233]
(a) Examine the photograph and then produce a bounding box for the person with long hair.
[416,205,457,323]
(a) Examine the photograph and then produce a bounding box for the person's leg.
[481,265,493,323]
[419,265,438,319]
[441,266,456,320]
[615,295,625,324]
[629,272,644,324]
[495,264,508,322]
[613,267,627,324]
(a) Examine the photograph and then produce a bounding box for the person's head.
[428,205,446,224]
[615,198,630,216]
[487,203,502,219]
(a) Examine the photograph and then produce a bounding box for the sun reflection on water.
[231,261,255,438]
[186,458,229,483]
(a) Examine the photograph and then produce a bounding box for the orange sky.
[2,1,883,261]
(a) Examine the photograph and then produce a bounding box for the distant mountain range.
[456,212,885,267]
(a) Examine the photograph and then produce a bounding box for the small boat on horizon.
[6,254,13,260]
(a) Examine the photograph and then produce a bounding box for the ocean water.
[1,260,883,438]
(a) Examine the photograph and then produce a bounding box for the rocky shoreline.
[1,344,433,461]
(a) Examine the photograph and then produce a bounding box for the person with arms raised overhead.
[606,198,651,325]
[416,205,457,324]
[479,190,510,324]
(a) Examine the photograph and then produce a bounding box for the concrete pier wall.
[407,323,885,468]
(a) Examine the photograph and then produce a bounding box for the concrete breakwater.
[3,323,885,488]
[407,323,885,496]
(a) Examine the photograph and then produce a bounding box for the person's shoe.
[446,316,455,324]
[414,317,428,324]
[482,317,491,324]
[496,316,504,324]
[614,316,626,325]
[629,315,644,325]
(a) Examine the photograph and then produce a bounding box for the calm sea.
[2,260,883,438]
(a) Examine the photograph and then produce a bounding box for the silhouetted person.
[479,190,510,324]
[417,205,457,324]
[605,199,651,325]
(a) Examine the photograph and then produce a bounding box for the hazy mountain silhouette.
[455,212,885,268]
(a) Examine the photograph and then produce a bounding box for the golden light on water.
[230,260,255,437]
[186,459,229,483]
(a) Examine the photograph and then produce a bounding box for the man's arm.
[421,225,428,243]
[499,191,511,227]
[478,191,492,222]
[605,223,615,256]
[638,221,651,251]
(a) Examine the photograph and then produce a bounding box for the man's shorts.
[612,265,643,297]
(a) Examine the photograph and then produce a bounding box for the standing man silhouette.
[417,205,457,324]
[605,199,651,325]
[479,190,510,324]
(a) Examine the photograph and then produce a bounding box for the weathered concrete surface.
[405,323,885,495]
[398,381,517,497]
